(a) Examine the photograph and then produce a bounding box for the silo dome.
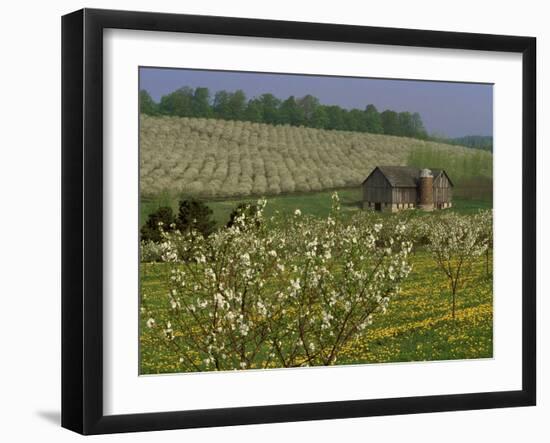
[420,168,433,178]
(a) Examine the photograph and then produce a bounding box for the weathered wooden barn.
[362,166,453,212]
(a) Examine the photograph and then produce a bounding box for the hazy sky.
[140,67,493,138]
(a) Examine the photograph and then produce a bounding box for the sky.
[139,67,493,138]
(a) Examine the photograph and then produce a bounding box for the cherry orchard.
[142,193,414,371]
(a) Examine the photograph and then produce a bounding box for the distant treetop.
[139,87,491,149]
[139,87,428,140]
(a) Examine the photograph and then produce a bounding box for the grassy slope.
[140,115,492,200]
[139,250,493,374]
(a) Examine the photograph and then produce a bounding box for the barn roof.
[363,166,452,188]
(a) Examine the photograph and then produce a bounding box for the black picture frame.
[61,8,536,435]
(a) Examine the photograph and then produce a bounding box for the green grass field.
[140,187,492,229]
[139,249,493,374]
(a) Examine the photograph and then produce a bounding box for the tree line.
[447,135,493,152]
[140,199,257,242]
[139,87,429,139]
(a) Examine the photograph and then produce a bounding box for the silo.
[418,168,434,211]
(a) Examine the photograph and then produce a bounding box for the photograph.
[1,0,543,439]
[138,67,494,374]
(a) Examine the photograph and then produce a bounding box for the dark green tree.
[227,90,247,120]
[214,90,247,120]
[397,112,415,136]
[380,110,400,135]
[243,98,263,122]
[158,87,194,116]
[325,105,346,130]
[346,109,366,132]
[176,198,216,237]
[192,87,212,118]
[279,96,305,126]
[140,206,175,242]
[297,95,320,125]
[364,104,383,133]
[213,90,231,118]
[411,112,428,139]
[139,90,158,115]
[311,106,329,129]
[258,94,281,125]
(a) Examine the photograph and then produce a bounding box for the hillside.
[140,115,492,199]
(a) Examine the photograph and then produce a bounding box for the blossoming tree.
[143,193,413,371]
[426,212,489,319]
[475,209,493,277]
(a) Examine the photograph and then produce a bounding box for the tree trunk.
[452,292,456,320]
[451,282,456,320]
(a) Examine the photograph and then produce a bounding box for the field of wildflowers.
[139,195,492,374]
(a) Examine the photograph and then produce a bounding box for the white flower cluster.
[140,240,164,262]
[424,210,492,318]
[144,193,415,371]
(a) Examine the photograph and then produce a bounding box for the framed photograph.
[61,8,536,435]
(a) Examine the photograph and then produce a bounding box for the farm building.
[362,166,453,212]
